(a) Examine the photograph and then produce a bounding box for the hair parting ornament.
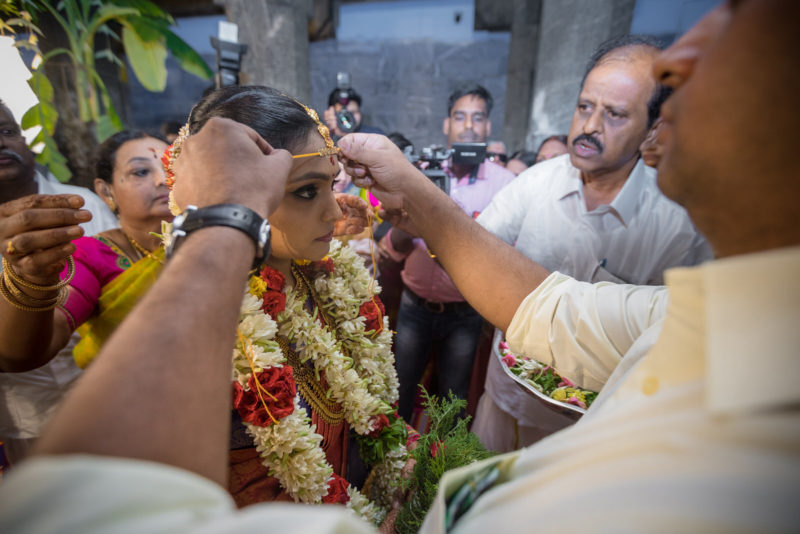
[161,100,339,215]
[291,102,340,160]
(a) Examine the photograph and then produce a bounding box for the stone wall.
[525,0,636,151]
[309,35,510,152]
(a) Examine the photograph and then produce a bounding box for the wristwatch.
[167,204,271,270]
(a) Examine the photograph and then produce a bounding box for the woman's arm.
[0,194,90,372]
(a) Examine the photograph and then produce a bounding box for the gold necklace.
[285,263,347,424]
[123,231,154,261]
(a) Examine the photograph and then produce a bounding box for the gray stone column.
[219,0,313,102]
[502,0,541,153]
[525,0,635,151]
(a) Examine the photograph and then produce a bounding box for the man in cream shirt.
[0,1,797,532]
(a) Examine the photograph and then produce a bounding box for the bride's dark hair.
[187,86,318,154]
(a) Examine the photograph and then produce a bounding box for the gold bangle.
[3,271,60,306]
[1,255,75,291]
[0,275,66,312]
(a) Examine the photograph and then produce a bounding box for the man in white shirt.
[474,36,712,452]
[0,2,797,532]
[480,36,710,285]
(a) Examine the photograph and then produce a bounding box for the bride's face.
[268,131,342,262]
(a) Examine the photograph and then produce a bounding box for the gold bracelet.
[3,271,61,306]
[0,275,66,312]
[1,255,75,291]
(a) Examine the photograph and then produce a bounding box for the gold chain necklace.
[123,231,155,261]
[284,263,347,424]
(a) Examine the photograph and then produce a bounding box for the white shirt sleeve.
[0,456,376,534]
[505,272,669,391]
[476,172,532,244]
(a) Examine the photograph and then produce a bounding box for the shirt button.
[642,376,659,395]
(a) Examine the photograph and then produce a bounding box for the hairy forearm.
[34,227,254,485]
[403,175,550,331]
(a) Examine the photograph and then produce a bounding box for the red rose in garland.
[320,257,335,274]
[261,291,286,318]
[359,298,386,335]
[232,366,296,426]
[367,413,390,438]
[260,265,286,291]
[258,265,287,317]
[322,473,351,504]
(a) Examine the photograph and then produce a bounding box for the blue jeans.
[394,290,484,421]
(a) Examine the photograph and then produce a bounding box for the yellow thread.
[236,328,279,425]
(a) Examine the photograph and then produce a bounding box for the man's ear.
[486,119,492,138]
[442,117,450,137]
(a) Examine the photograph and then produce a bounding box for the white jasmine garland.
[231,240,407,524]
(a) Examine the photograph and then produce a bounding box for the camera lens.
[336,110,357,133]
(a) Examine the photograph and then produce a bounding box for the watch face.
[257,220,270,256]
[173,212,187,229]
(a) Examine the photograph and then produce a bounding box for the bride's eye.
[292,184,318,200]
[331,178,340,190]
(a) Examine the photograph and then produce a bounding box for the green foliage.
[121,18,168,91]
[395,391,495,534]
[21,70,71,181]
[0,0,212,182]
[356,412,408,466]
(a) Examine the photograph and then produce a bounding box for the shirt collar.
[702,245,800,415]
[556,157,651,225]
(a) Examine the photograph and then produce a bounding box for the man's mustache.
[0,148,23,163]
[458,130,480,142]
[572,134,603,153]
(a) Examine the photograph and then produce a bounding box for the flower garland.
[232,240,407,524]
[499,341,598,409]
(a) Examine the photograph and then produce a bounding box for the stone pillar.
[502,0,541,153]
[525,0,636,151]
[219,0,313,102]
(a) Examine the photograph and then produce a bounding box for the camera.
[333,72,358,134]
[405,143,487,195]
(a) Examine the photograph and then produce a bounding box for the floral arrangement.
[232,239,408,524]
[499,341,598,409]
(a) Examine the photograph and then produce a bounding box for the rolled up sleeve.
[505,272,668,391]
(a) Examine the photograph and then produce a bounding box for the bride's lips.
[315,231,334,242]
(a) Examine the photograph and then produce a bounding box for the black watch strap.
[168,204,270,270]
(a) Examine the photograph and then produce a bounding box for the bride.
[167,86,410,524]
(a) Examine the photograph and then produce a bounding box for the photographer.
[323,74,384,140]
[384,84,515,422]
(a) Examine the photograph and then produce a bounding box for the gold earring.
[107,197,117,215]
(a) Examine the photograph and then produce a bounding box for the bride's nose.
[323,191,343,222]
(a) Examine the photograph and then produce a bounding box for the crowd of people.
[0,0,798,532]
